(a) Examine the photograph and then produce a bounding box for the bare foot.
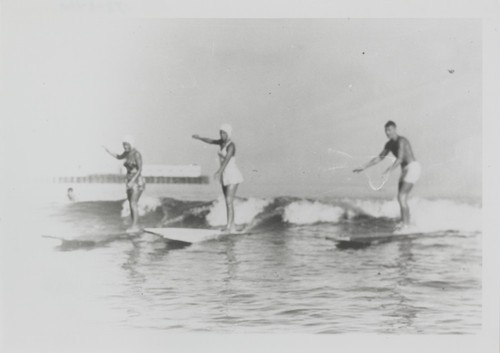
[393,224,416,235]
[393,223,405,231]
[220,226,237,234]
[126,227,142,234]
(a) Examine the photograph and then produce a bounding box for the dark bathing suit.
[124,152,146,191]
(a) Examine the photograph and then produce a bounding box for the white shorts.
[222,160,244,186]
[402,161,421,184]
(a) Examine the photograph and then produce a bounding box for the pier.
[54,165,209,184]
[53,174,209,184]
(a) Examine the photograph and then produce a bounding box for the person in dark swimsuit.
[353,121,421,230]
[103,135,145,232]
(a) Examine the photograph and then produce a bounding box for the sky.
[1,18,481,197]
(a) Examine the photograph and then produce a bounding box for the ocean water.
[0,183,481,346]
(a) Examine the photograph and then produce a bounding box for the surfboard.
[333,229,446,248]
[42,229,143,246]
[144,227,248,244]
[334,231,423,244]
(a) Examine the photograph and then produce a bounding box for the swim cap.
[219,124,232,138]
[122,135,135,148]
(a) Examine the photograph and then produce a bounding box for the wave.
[205,197,271,227]
[283,200,346,225]
[347,198,481,233]
[120,196,163,218]
[111,196,482,233]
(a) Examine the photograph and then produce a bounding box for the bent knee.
[397,194,408,203]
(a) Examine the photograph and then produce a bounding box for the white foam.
[350,198,481,233]
[349,198,401,218]
[121,196,162,218]
[205,197,271,227]
[283,200,344,225]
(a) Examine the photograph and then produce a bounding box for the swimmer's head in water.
[384,121,398,140]
[219,124,232,141]
[67,187,75,201]
[122,135,135,151]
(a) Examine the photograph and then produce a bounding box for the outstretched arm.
[353,148,389,173]
[103,146,126,160]
[192,135,221,145]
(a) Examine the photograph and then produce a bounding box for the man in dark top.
[353,121,421,230]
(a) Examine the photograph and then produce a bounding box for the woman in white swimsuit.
[193,124,244,233]
[103,135,146,233]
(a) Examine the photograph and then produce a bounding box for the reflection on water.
[81,227,479,334]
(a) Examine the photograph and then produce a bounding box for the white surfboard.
[144,227,224,243]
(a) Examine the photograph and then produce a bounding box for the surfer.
[193,124,244,233]
[353,121,421,230]
[103,135,146,233]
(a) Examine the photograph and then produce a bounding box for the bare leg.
[221,184,228,199]
[127,186,143,230]
[223,184,239,232]
[221,184,229,231]
[397,181,414,226]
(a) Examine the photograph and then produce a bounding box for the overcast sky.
[2,18,481,197]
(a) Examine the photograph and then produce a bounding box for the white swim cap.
[122,134,135,148]
[219,124,232,138]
